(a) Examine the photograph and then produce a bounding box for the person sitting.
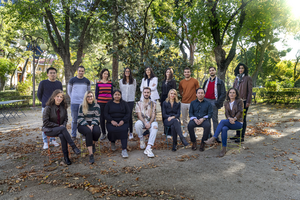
[42,89,81,165]
[188,88,213,151]
[204,88,244,157]
[162,89,189,151]
[104,90,130,158]
[135,87,158,158]
[77,91,101,164]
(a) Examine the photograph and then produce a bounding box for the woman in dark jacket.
[232,63,252,142]
[162,89,189,151]
[104,90,130,158]
[205,88,244,157]
[77,91,101,164]
[43,89,81,165]
[160,68,176,136]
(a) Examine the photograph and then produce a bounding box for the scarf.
[204,77,218,100]
[235,74,245,90]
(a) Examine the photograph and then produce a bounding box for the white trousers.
[135,120,158,146]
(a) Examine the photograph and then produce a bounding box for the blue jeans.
[71,104,80,138]
[42,107,54,143]
[213,119,242,147]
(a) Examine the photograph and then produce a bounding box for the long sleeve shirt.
[95,81,113,104]
[119,79,136,102]
[189,99,213,120]
[67,77,91,104]
[37,79,62,108]
[77,102,101,126]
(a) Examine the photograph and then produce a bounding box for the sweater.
[67,77,91,104]
[179,78,199,103]
[77,102,101,126]
[37,80,63,108]
[95,81,113,104]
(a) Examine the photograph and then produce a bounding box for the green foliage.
[17,79,32,96]
[280,79,294,88]
[0,58,15,79]
[294,78,300,88]
[265,81,280,91]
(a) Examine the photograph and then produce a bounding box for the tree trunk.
[189,44,195,66]
[63,58,75,91]
[19,58,29,83]
[10,69,16,88]
[294,58,299,81]
[0,77,5,91]
[112,3,119,83]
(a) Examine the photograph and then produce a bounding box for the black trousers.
[164,118,181,144]
[45,126,75,154]
[111,139,127,150]
[188,120,211,143]
[78,124,101,147]
[236,100,249,138]
[99,103,107,135]
[127,102,134,133]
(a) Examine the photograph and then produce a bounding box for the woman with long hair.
[104,90,130,158]
[119,67,136,140]
[140,67,159,101]
[160,68,176,137]
[205,88,244,157]
[42,89,81,165]
[95,68,113,140]
[77,91,101,164]
[231,63,252,143]
[162,89,189,151]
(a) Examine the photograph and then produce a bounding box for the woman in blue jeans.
[204,88,244,157]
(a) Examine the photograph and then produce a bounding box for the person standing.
[203,66,226,142]
[119,67,136,140]
[179,67,199,136]
[95,68,113,140]
[135,87,158,158]
[68,66,91,139]
[232,63,253,143]
[139,67,159,101]
[37,67,62,150]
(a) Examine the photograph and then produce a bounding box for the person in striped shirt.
[95,69,113,140]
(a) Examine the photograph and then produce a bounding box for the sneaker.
[89,154,95,164]
[111,142,116,151]
[100,134,106,140]
[183,132,188,137]
[43,142,49,149]
[140,140,146,149]
[167,135,172,139]
[144,148,154,158]
[71,136,77,141]
[121,149,129,158]
[50,140,59,147]
[82,135,86,141]
[129,133,134,140]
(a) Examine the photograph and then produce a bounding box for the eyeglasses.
[87,96,93,98]
[125,71,130,73]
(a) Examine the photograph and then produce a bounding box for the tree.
[0,58,15,91]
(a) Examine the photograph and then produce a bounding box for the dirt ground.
[0,104,300,200]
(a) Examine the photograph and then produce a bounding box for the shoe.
[183,132,188,137]
[100,134,106,140]
[144,148,154,158]
[71,136,77,141]
[43,143,49,149]
[167,135,172,139]
[72,147,81,155]
[216,137,221,143]
[121,149,129,158]
[111,142,117,151]
[235,138,244,143]
[204,137,216,145]
[64,154,71,165]
[142,130,150,136]
[219,147,227,157]
[199,143,205,152]
[50,140,59,147]
[92,144,96,154]
[82,135,86,141]
[230,135,240,140]
[172,144,177,152]
[89,154,95,164]
[192,142,197,151]
[129,133,134,140]
[140,140,146,149]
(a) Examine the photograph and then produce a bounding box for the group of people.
[38,63,252,165]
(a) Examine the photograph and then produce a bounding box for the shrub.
[294,78,300,88]
[280,79,294,88]
[265,81,280,91]
[17,80,32,96]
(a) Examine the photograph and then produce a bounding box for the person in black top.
[162,89,189,151]
[104,90,130,158]
[160,68,176,136]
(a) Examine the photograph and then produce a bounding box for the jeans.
[78,124,101,147]
[213,119,243,147]
[71,104,80,137]
[204,98,219,134]
[188,119,211,143]
[42,107,54,143]
[236,100,249,138]
[135,120,158,146]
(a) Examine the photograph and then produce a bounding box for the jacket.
[42,104,68,132]
[162,101,180,120]
[224,99,244,123]
[203,77,226,109]
[160,79,176,102]
[140,77,160,101]
[233,75,253,104]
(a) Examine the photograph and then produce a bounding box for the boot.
[219,147,227,157]
[72,146,81,155]
[178,132,189,146]
[92,143,96,154]
[204,137,216,145]
[192,141,197,151]
[89,154,95,164]
[64,153,71,165]
[199,142,205,152]
[172,143,177,151]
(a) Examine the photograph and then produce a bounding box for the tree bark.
[112,2,119,82]
[19,58,29,83]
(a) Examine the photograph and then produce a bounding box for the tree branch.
[44,16,59,54]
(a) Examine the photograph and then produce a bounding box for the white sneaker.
[43,143,49,149]
[183,132,188,137]
[140,140,146,149]
[50,140,59,147]
[129,133,134,140]
[121,149,129,158]
[82,135,86,141]
[167,135,172,139]
[144,148,154,158]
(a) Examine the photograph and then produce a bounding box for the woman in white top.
[140,67,159,101]
[119,67,136,139]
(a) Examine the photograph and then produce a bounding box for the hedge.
[253,88,300,104]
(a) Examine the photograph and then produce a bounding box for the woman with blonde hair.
[162,89,189,151]
[77,91,101,164]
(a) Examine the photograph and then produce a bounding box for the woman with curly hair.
[42,89,81,165]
